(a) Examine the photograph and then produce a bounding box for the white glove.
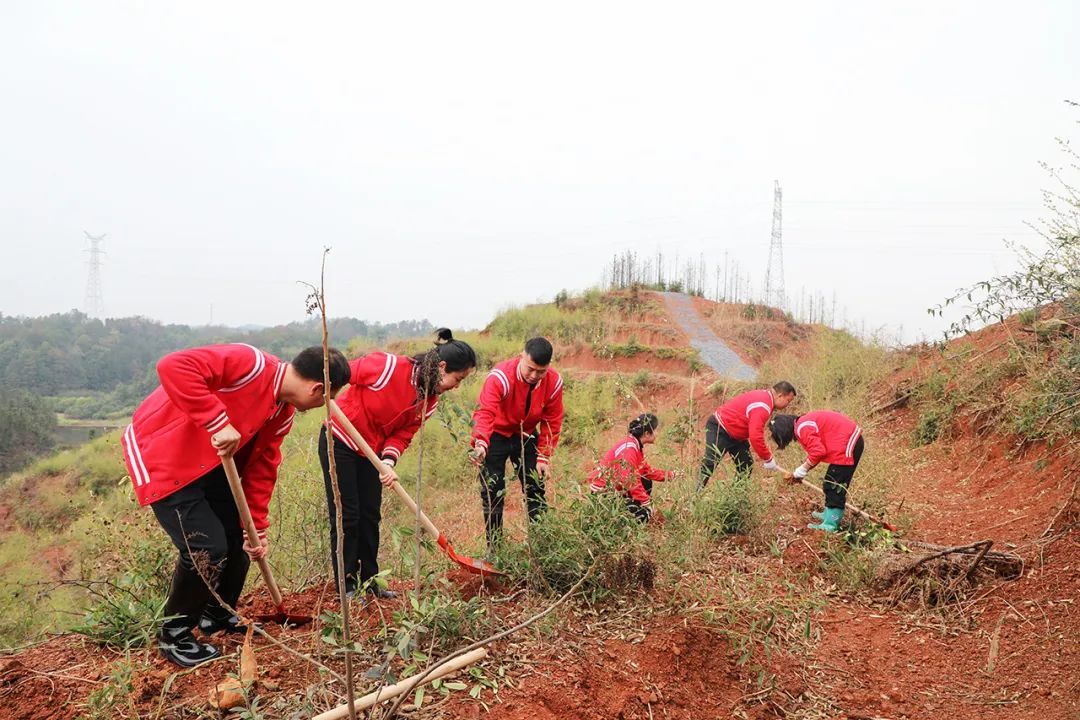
[762,458,779,471]
[793,464,810,479]
[381,457,396,468]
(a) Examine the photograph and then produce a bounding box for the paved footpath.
[659,292,757,381]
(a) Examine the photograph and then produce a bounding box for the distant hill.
[0,311,434,425]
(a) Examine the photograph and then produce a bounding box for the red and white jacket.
[713,389,776,462]
[588,434,673,506]
[794,410,862,468]
[121,344,295,534]
[470,357,564,463]
[328,352,437,464]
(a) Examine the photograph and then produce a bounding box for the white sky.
[1,2,1076,342]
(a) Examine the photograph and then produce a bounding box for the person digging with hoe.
[122,343,350,668]
[470,337,565,554]
[588,413,677,523]
[698,381,797,489]
[768,410,865,533]
[322,329,476,600]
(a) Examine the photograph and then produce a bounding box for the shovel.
[222,455,314,625]
[329,400,504,577]
[777,466,898,532]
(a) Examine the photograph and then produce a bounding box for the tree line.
[0,311,433,472]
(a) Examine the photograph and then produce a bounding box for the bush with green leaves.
[491,491,651,601]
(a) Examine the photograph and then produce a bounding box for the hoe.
[776,465,898,532]
[329,400,504,578]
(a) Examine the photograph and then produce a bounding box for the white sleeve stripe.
[206,413,231,433]
[491,368,511,397]
[370,354,397,391]
[220,344,265,393]
[745,401,771,417]
[275,417,294,435]
[549,375,563,399]
[846,426,862,456]
[124,424,151,487]
[795,421,818,439]
[204,410,228,428]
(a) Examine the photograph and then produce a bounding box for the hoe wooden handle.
[221,455,284,606]
[328,400,443,541]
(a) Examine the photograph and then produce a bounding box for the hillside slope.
[1,292,1076,720]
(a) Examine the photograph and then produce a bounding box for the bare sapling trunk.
[305,248,357,720]
[413,381,430,604]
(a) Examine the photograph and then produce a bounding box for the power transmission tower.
[763,180,785,309]
[84,231,106,318]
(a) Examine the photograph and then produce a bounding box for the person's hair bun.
[435,327,454,345]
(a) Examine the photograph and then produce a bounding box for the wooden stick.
[312,648,488,720]
[328,400,442,541]
[221,456,284,607]
[790,475,897,531]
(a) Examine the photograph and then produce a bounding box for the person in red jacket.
[588,413,675,522]
[698,381,796,489]
[769,411,864,533]
[323,329,476,598]
[470,337,564,550]
[122,343,350,668]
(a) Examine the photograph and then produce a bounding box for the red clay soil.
[790,318,1080,720]
[441,622,785,720]
[689,295,811,366]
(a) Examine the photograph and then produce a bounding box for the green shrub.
[691,474,759,537]
[491,493,649,601]
[913,404,950,446]
[73,537,173,649]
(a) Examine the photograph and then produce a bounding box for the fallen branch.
[311,649,488,720]
[904,540,993,573]
[381,558,600,718]
[869,391,913,415]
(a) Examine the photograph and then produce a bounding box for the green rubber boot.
[808,507,844,533]
[811,509,825,521]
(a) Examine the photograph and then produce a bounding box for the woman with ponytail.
[321,329,476,598]
[587,413,676,522]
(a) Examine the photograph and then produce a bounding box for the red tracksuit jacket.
[470,357,565,463]
[328,352,437,463]
[588,434,673,506]
[794,410,862,467]
[121,343,295,533]
[713,389,776,462]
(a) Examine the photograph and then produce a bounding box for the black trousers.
[699,416,752,488]
[151,464,251,633]
[319,428,383,593]
[823,437,865,510]
[479,432,544,546]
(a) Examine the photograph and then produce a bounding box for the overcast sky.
[1,2,1076,342]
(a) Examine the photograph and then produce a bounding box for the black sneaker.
[367,586,398,600]
[158,627,221,668]
[198,613,255,635]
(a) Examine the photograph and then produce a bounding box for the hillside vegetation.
[0,283,1076,719]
